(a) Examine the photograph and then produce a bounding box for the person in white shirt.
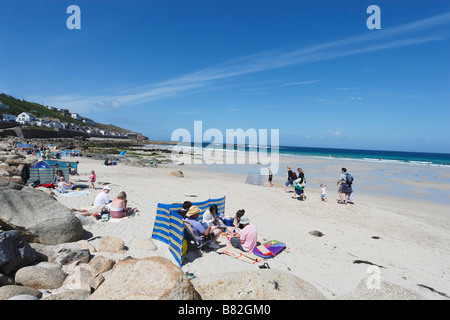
[94,185,112,207]
[71,185,112,217]
[202,205,219,227]
[320,184,327,202]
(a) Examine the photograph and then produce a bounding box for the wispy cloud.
[42,12,450,113]
[282,80,321,86]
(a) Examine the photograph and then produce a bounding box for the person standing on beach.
[284,166,296,193]
[268,168,273,187]
[337,168,352,204]
[89,170,96,189]
[296,168,306,201]
[320,184,327,202]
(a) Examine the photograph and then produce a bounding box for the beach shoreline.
[47,151,450,300]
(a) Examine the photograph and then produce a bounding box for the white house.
[71,113,82,120]
[16,112,35,125]
[2,114,16,122]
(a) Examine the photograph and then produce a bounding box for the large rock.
[89,257,201,300]
[0,285,43,300]
[41,289,91,300]
[0,187,83,245]
[97,236,126,254]
[88,255,116,274]
[15,265,67,289]
[0,230,38,275]
[170,171,184,178]
[192,269,327,300]
[62,263,104,292]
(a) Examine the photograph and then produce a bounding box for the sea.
[147,142,450,167]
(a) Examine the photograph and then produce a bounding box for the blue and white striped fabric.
[151,196,226,267]
[28,167,70,185]
[45,160,79,174]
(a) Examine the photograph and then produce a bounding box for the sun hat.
[103,185,111,191]
[239,215,251,225]
[186,206,201,217]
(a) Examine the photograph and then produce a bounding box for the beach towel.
[252,240,286,259]
[217,245,265,264]
[60,190,90,197]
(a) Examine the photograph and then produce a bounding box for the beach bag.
[349,192,355,203]
[345,173,354,186]
[300,176,306,188]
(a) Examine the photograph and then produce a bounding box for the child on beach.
[89,170,96,189]
[320,184,326,202]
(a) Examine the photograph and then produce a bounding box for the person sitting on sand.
[229,215,258,253]
[108,191,138,219]
[52,170,64,187]
[184,206,221,249]
[58,176,74,192]
[179,201,192,219]
[93,185,112,207]
[104,158,111,166]
[227,209,246,234]
[202,204,219,227]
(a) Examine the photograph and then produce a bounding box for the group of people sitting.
[72,185,138,219]
[181,202,258,253]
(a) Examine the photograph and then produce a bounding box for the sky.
[0,0,449,153]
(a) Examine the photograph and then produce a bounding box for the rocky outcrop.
[88,257,201,300]
[0,230,38,276]
[0,187,83,245]
[192,269,327,300]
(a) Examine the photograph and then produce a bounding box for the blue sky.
[1,0,449,153]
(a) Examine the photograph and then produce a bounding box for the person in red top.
[89,170,96,189]
[229,215,258,252]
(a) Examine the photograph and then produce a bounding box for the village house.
[16,112,35,125]
[2,114,16,122]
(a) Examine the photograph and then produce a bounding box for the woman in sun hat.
[185,206,221,249]
[229,214,258,252]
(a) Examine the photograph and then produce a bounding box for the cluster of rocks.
[0,178,329,300]
[0,141,37,185]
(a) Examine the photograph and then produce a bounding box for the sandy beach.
[49,149,450,300]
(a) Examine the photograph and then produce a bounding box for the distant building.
[2,114,17,122]
[71,113,82,120]
[126,133,138,140]
[0,103,9,110]
[16,112,35,125]
[82,118,95,125]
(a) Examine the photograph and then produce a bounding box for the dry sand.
[54,154,450,300]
